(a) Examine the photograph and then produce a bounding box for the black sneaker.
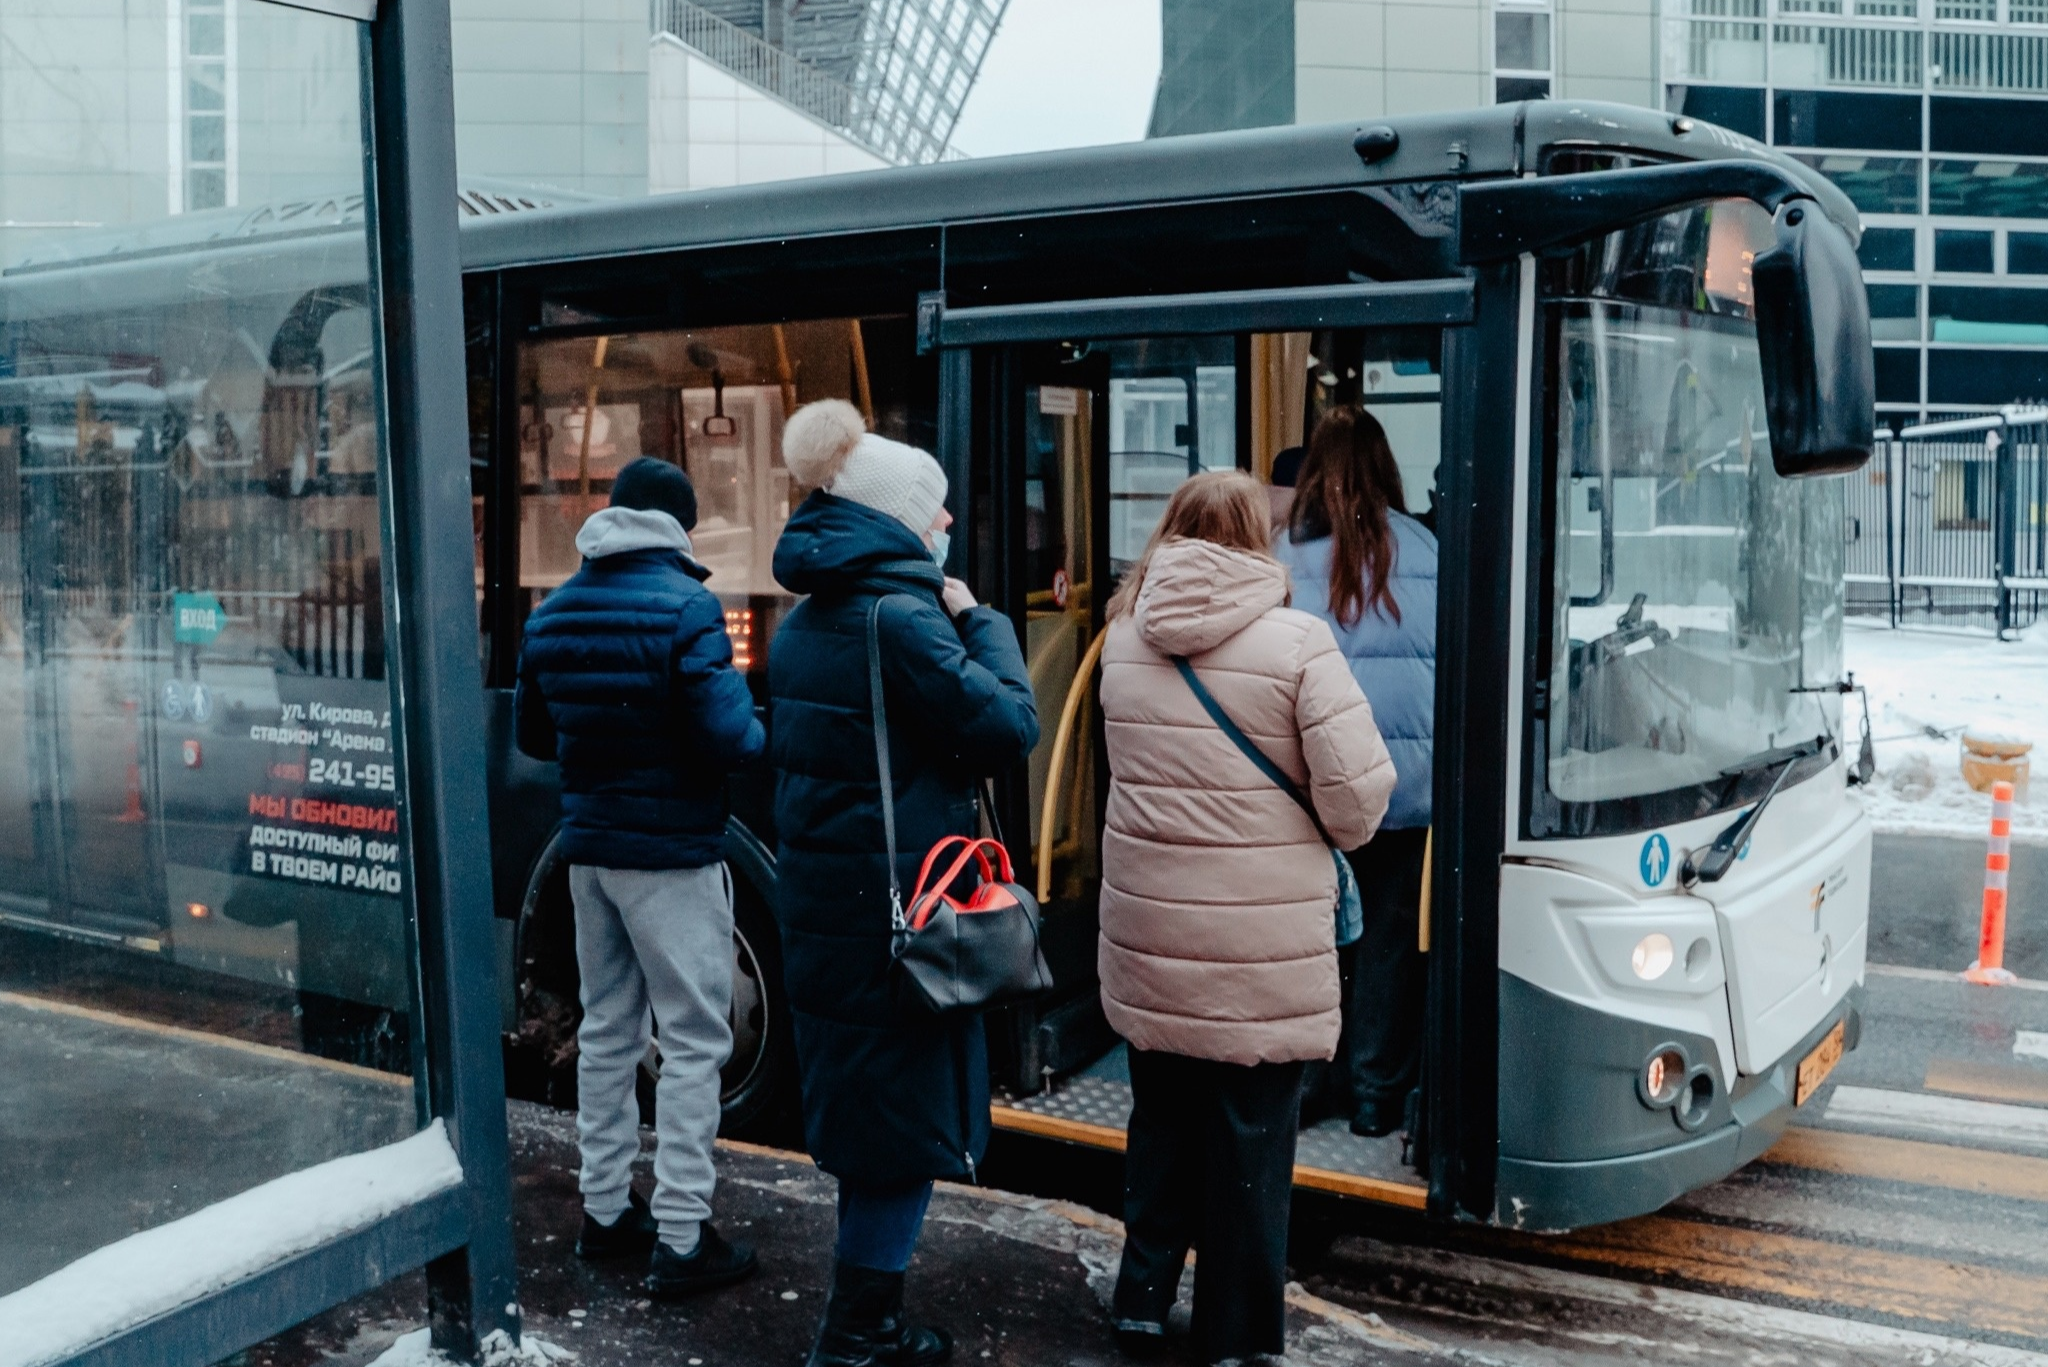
[576,1190,658,1261]
[645,1222,758,1300]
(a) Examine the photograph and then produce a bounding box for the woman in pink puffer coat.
[1097,469,1395,1366]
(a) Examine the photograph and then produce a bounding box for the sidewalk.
[239,1101,1424,1367]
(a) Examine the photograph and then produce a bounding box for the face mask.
[928,529,951,567]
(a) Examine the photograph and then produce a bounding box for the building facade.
[1154,0,2048,422]
[0,0,989,267]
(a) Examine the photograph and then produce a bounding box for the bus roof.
[458,100,1860,274]
[0,101,1856,305]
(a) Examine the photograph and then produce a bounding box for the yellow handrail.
[1417,826,1434,953]
[1036,626,1109,904]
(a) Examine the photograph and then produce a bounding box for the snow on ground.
[368,1327,575,1367]
[0,1122,463,1367]
[1845,619,2048,843]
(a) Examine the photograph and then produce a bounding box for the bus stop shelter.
[0,0,518,1362]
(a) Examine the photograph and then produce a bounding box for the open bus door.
[929,279,1492,1216]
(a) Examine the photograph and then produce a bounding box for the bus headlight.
[1630,932,1676,980]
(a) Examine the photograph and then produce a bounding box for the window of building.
[2010,231,2048,273]
[1859,226,1917,272]
[1874,347,1921,404]
[1929,284,2048,343]
[1494,1,1552,103]
[1931,96,2048,158]
[1672,85,1766,142]
[1496,9,1550,70]
[182,0,232,211]
[2015,0,2048,22]
[1936,0,1998,19]
[1790,154,1922,215]
[1868,283,1922,341]
[1936,228,1997,273]
[1497,76,1552,101]
[1773,90,1921,152]
[1927,159,2048,218]
[1928,348,2048,404]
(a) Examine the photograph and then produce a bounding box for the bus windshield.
[1539,200,1845,835]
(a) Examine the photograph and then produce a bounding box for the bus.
[0,102,1875,1230]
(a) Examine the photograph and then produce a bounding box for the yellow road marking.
[0,988,409,1087]
[1925,1057,2048,1108]
[988,1104,1430,1210]
[1524,1215,2048,1340]
[1765,1126,2048,1203]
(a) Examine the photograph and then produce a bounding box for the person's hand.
[942,577,977,616]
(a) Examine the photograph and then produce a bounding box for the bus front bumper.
[1494,978,1864,1232]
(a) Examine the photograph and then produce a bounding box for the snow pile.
[368,1328,575,1367]
[1845,620,2048,843]
[0,1122,463,1367]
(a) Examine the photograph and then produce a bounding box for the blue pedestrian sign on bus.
[1640,833,1672,888]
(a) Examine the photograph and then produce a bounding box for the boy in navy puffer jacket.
[515,457,764,1300]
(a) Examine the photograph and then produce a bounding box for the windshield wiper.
[1679,735,1830,888]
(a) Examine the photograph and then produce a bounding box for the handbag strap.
[866,597,906,931]
[1170,656,1337,850]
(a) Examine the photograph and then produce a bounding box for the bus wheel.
[635,876,796,1141]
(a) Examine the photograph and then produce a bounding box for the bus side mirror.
[1752,201,1874,477]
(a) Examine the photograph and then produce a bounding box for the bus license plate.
[1795,1020,1846,1106]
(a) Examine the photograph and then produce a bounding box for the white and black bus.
[0,101,1875,1230]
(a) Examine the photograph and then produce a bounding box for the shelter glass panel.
[0,0,423,1311]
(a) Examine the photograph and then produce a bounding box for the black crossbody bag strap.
[1170,655,1337,849]
[867,597,906,932]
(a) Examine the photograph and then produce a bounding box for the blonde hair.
[1105,469,1274,620]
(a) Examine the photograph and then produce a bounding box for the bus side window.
[511,317,930,685]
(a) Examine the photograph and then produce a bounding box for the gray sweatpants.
[571,862,734,1250]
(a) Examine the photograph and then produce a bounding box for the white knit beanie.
[782,399,948,537]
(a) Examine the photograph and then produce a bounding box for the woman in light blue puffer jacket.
[1272,405,1437,1138]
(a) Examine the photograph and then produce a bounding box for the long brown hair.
[1105,469,1272,620]
[1289,405,1404,628]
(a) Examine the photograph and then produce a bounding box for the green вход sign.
[172,592,225,645]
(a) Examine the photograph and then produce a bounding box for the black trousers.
[1114,1048,1306,1365]
[1341,827,1429,1126]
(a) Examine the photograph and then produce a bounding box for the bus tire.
[507,835,798,1143]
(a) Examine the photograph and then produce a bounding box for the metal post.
[363,0,522,1356]
[1887,437,1901,629]
[1997,427,2020,640]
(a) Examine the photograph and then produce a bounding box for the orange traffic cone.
[1963,780,2017,986]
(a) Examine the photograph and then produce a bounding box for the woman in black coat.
[768,400,1039,1367]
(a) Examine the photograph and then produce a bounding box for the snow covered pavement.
[1846,619,2048,843]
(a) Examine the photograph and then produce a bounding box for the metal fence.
[1846,423,2048,635]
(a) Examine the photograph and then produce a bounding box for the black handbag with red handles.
[864,595,1054,1015]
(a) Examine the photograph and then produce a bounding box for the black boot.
[575,1189,658,1261]
[805,1259,952,1367]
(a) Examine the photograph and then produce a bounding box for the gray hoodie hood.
[575,506,698,562]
